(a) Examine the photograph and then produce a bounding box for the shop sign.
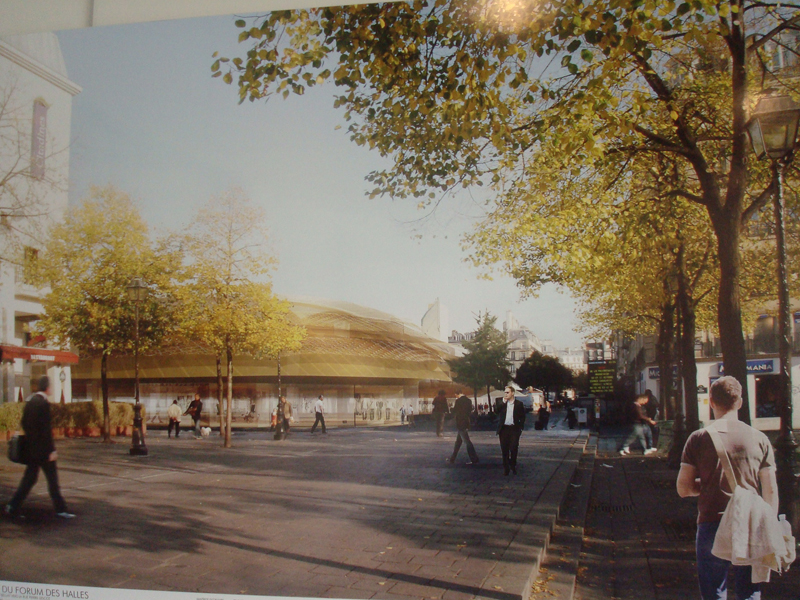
[718,359,775,375]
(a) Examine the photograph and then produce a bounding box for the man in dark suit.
[447,392,479,464]
[496,386,526,475]
[4,376,74,519]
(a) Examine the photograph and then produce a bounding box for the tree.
[448,311,511,407]
[176,188,305,448]
[217,0,800,423]
[514,351,573,402]
[36,186,178,441]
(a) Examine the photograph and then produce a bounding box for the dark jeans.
[311,413,326,433]
[435,413,446,436]
[274,418,290,440]
[622,422,652,451]
[8,460,67,514]
[450,429,478,463]
[498,425,521,473]
[168,419,181,437]
[696,521,760,600]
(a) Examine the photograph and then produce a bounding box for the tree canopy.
[177,188,305,447]
[217,0,800,420]
[36,186,179,440]
[514,351,574,399]
[448,311,511,403]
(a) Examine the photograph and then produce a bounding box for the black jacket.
[453,395,473,430]
[21,392,56,465]
[495,399,526,434]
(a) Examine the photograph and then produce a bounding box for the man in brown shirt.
[677,376,778,600]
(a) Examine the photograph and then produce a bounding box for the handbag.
[7,434,26,464]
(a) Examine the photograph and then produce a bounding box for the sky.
[55,13,584,348]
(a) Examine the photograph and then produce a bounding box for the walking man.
[496,386,526,475]
[274,396,292,440]
[5,376,75,519]
[310,394,327,434]
[167,399,182,438]
[619,394,657,455]
[677,376,778,600]
[447,392,479,464]
[184,393,203,439]
[432,390,449,437]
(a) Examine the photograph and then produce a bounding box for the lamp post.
[746,91,800,533]
[127,277,148,456]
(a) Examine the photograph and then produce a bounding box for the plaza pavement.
[1,416,589,600]
[529,426,800,600]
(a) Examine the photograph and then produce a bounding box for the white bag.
[707,427,796,582]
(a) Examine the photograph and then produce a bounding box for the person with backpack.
[4,376,74,520]
[676,376,779,600]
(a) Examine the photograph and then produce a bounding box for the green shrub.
[0,400,137,431]
[0,402,24,431]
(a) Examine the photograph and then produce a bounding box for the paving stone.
[1,422,587,600]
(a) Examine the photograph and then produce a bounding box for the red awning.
[0,344,79,364]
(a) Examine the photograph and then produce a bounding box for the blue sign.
[718,359,775,375]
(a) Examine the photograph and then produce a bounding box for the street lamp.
[746,90,800,533]
[126,277,148,456]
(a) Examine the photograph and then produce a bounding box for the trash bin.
[576,407,588,426]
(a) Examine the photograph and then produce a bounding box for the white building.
[618,316,800,431]
[556,347,588,373]
[421,297,449,343]
[0,33,80,403]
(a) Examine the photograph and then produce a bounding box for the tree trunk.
[101,351,111,442]
[656,300,675,420]
[486,385,491,407]
[216,354,223,438]
[677,244,700,433]
[277,353,282,397]
[710,209,751,424]
[225,347,233,448]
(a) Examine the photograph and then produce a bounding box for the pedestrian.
[183,393,203,439]
[677,376,779,600]
[618,394,657,455]
[495,386,526,475]
[4,376,75,520]
[400,405,405,425]
[447,392,479,464]
[274,396,292,440]
[537,397,551,430]
[167,399,182,438]
[432,390,449,437]
[644,388,660,446]
[407,405,414,426]
[310,394,327,434]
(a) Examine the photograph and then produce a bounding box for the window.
[30,99,48,180]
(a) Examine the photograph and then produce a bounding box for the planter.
[5,430,16,441]
[84,426,102,438]
[52,427,65,440]
[123,425,133,437]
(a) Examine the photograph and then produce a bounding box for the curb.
[481,430,591,600]
[527,433,597,600]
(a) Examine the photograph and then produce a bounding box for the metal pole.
[130,293,148,456]
[772,159,799,533]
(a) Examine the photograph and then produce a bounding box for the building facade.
[616,312,800,431]
[0,33,80,404]
[70,297,457,425]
